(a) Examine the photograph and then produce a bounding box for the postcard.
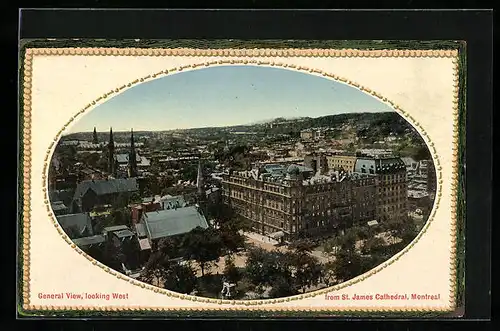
[18,42,465,317]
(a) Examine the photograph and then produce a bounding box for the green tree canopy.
[181,227,224,276]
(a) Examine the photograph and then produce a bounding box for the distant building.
[222,164,375,241]
[354,157,408,222]
[103,225,135,248]
[326,154,358,173]
[300,129,323,141]
[51,200,70,216]
[72,234,106,249]
[137,205,209,250]
[72,178,139,212]
[56,213,93,239]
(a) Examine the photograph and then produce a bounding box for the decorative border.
[19,47,462,316]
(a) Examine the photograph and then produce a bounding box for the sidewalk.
[242,231,279,246]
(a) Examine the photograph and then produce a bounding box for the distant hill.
[62,111,418,142]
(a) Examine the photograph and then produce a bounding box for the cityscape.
[47,66,436,300]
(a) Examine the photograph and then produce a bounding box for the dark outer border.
[16,9,492,321]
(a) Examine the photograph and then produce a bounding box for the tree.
[244,247,299,297]
[291,252,323,293]
[322,261,338,287]
[82,152,101,169]
[139,250,197,293]
[268,276,297,298]
[219,229,246,254]
[181,163,198,183]
[163,262,197,294]
[400,220,419,245]
[129,192,142,204]
[101,239,127,272]
[331,249,365,283]
[384,218,406,243]
[361,237,386,255]
[181,227,224,276]
[223,256,241,284]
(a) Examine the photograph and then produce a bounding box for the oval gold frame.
[22,48,460,312]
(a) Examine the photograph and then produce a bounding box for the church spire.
[128,129,138,178]
[92,127,99,144]
[196,159,204,197]
[108,127,116,177]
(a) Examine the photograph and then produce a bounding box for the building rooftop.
[115,153,141,164]
[138,238,152,250]
[73,234,106,247]
[103,225,130,233]
[135,223,148,238]
[143,206,209,240]
[73,178,139,199]
[51,201,68,211]
[113,229,135,238]
[161,195,187,209]
[56,213,93,238]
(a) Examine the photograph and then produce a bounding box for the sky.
[68,65,394,133]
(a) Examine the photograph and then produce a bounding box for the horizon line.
[64,110,394,136]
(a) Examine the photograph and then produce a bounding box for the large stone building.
[222,154,408,241]
[326,154,358,173]
[353,157,408,222]
[305,153,358,174]
[222,164,377,241]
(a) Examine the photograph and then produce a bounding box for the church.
[106,127,143,179]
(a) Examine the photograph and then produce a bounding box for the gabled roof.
[161,195,187,209]
[143,206,208,240]
[51,201,68,211]
[49,189,74,206]
[113,229,135,238]
[115,153,141,164]
[73,178,138,200]
[56,213,93,238]
[103,225,130,233]
[135,223,148,238]
[73,234,106,247]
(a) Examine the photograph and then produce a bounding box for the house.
[72,178,139,212]
[56,213,93,239]
[103,225,135,248]
[137,205,209,250]
[72,234,106,249]
[51,201,70,216]
[160,195,187,210]
[401,157,418,174]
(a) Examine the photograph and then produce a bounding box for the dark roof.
[354,157,406,174]
[51,201,68,211]
[56,213,93,238]
[103,225,130,233]
[162,196,187,209]
[113,229,135,238]
[49,189,74,206]
[143,206,208,240]
[73,234,106,247]
[115,153,141,164]
[73,178,138,199]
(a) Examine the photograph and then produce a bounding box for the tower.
[128,129,138,178]
[92,127,99,144]
[196,160,204,199]
[108,127,116,177]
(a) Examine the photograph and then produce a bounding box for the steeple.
[108,127,116,176]
[92,127,99,144]
[128,129,138,178]
[196,159,204,197]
